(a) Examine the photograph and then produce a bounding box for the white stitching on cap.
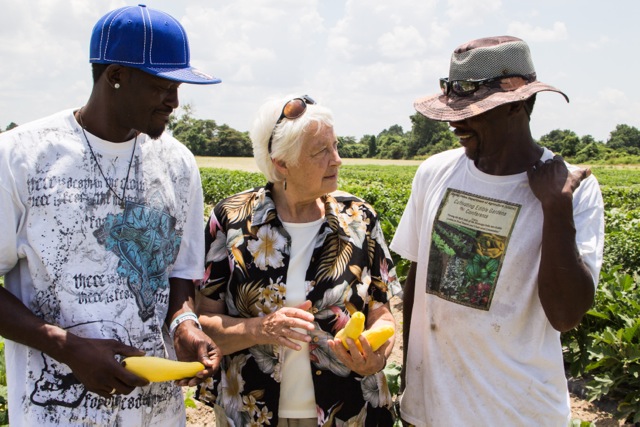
[170,14,188,65]
[90,6,195,70]
[149,12,188,66]
[104,7,145,65]
[103,10,127,63]
[89,9,119,61]
[105,9,126,62]
[143,6,150,65]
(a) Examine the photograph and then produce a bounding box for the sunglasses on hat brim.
[439,74,534,97]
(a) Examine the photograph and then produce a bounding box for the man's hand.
[172,321,222,387]
[528,154,591,207]
[62,335,149,398]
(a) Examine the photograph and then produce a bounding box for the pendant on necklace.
[77,108,138,211]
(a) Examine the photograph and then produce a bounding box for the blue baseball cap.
[90,4,221,85]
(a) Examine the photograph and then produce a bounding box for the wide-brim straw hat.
[414,35,568,122]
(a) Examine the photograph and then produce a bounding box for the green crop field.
[195,156,424,172]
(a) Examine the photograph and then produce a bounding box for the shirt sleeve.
[369,218,402,298]
[169,159,205,280]
[572,174,605,286]
[0,186,19,275]
[389,167,424,263]
[0,137,21,275]
[200,208,231,300]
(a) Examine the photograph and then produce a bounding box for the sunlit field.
[195,156,424,172]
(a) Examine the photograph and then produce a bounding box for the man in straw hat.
[0,5,221,426]
[390,36,604,425]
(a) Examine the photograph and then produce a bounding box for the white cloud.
[506,21,568,42]
[597,88,626,104]
[378,26,427,59]
[427,21,451,50]
[445,0,502,25]
[570,35,611,52]
[327,33,356,62]
[0,0,638,143]
[326,0,439,65]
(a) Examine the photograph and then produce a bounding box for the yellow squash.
[335,311,365,350]
[122,356,204,382]
[361,324,395,351]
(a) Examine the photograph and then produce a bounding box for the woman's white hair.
[251,94,334,183]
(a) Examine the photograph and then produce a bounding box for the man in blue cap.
[0,5,221,426]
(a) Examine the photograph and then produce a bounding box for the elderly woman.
[196,95,399,426]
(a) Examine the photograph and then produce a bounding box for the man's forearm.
[538,207,595,332]
[166,277,197,326]
[0,286,74,362]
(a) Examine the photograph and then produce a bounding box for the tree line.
[3,106,640,163]
[166,105,640,164]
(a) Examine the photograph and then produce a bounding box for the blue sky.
[1,0,638,143]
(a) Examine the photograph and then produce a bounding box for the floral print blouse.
[197,183,400,426]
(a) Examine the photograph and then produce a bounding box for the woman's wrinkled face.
[286,123,342,198]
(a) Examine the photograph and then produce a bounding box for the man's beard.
[146,124,166,139]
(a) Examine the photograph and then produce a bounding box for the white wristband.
[169,311,201,339]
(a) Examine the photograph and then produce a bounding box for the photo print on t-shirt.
[426,189,521,310]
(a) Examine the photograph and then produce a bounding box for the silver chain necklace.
[77,109,137,209]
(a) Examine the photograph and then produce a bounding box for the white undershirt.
[278,217,323,418]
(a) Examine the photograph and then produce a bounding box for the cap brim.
[414,81,568,122]
[144,66,222,85]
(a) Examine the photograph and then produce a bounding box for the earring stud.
[114,83,120,89]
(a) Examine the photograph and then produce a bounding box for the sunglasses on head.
[267,95,317,154]
[439,74,533,97]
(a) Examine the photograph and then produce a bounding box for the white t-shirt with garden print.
[390,147,604,427]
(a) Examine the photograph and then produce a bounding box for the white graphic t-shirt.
[0,110,204,426]
[390,147,604,426]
